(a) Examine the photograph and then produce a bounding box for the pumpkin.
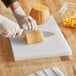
[25,30,44,44]
[30,4,50,25]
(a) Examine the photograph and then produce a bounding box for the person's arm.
[10,1,20,11]
[1,0,19,8]
[1,0,37,30]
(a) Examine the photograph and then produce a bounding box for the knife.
[17,29,55,38]
[12,19,55,38]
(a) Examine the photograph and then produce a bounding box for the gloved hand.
[0,15,22,38]
[29,67,65,76]
[13,7,37,30]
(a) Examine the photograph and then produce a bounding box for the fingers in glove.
[10,32,20,38]
[28,19,34,30]
[24,16,31,30]
[33,20,37,30]
[29,20,37,30]
[10,28,18,38]
[28,16,33,30]
[11,34,15,38]
[10,28,17,38]
[27,22,31,30]
[16,32,20,36]
[22,24,28,30]
[11,33,18,38]
[15,31,22,37]
[11,32,17,38]
[28,16,37,30]
[7,31,15,38]
[15,28,23,37]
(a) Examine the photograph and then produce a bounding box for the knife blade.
[17,29,55,38]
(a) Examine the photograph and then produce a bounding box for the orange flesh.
[64,17,76,28]
[25,30,45,45]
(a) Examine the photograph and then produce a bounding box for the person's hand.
[0,15,22,38]
[13,7,37,30]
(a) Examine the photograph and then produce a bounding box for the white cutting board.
[10,15,72,61]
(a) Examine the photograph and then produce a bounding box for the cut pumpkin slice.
[25,30,45,44]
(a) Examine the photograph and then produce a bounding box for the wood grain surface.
[0,0,76,76]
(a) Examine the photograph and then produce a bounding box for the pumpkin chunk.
[30,4,50,25]
[25,30,45,44]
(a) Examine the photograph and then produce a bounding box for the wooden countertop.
[0,0,76,76]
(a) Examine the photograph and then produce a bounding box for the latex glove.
[13,7,37,30]
[29,67,65,76]
[0,15,22,38]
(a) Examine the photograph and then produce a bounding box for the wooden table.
[0,0,76,76]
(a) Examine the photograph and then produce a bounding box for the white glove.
[0,15,22,38]
[13,7,37,30]
[29,67,65,76]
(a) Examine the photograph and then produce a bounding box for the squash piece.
[25,30,44,44]
[30,4,50,25]
[64,17,76,28]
